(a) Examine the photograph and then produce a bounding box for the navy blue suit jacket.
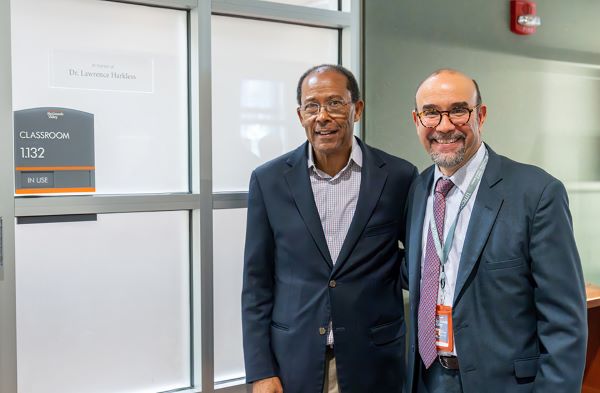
[405,145,587,393]
[242,139,417,393]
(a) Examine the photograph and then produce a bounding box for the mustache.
[428,131,465,142]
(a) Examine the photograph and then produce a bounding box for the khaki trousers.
[322,347,340,393]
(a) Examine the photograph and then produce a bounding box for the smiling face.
[412,71,487,176]
[297,70,364,163]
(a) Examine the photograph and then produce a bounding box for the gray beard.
[430,145,466,169]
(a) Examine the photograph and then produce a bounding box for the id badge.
[435,305,454,352]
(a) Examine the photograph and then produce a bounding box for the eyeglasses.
[299,99,351,118]
[416,105,480,128]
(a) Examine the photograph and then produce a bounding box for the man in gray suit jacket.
[405,69,587,393]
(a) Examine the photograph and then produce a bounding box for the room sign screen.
[14,107,95,194]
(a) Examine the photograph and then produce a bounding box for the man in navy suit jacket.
[242,64,417,393]
[405,69,587,393]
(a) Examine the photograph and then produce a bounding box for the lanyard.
[429,151,488,303]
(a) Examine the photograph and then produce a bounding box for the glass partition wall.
[0,1,362,392]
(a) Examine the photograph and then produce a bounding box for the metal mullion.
[104,0,198,10]
[186,5,198,392]
[164,385,250,393]
[212,192,248,209]
[14,194,201,217]
[212,0,351,29]
[195,0,215,392]
[0,0,16,392]
[352,0,364,139]
[186,4,203,391]
[215,384,251,393]
[350,0,362,82]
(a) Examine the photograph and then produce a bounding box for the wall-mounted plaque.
[14,107,95,194]
[50,50,154,93]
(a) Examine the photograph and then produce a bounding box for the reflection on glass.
[212,16,338,191]
[240,79,286,157]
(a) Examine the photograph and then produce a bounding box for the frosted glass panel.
[213,208,247,383]
[536,71,600,182]
[15,211,191,393]
[568,190,600,284]
[11,0,189,194]
[212,16,338,191]
[534,68,600,284]
[258,0,338,10]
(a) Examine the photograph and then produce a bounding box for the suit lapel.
[284,143,333,268]
[453,147,503,305]
[408,168,433,307]
[332,141,387,274]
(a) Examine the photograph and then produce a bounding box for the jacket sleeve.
[400,165,419,290]
[241,171,278,383]
[529,178,587,392]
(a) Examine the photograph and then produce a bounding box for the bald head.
[412,68,488,176]
[415,69,482,110]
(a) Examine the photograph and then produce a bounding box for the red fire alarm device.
[510,0,541,35]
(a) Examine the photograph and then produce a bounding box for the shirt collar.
[307,136,363,171]
[433,142,487,195]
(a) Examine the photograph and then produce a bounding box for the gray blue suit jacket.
[242,139,417,393]
[405,145,587,393]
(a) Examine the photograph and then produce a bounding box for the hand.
[252,376,283,393]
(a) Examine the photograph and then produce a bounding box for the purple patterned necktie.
[418,177,455,369]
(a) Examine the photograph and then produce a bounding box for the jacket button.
[319,327,327,335]
[329,280,337,288]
